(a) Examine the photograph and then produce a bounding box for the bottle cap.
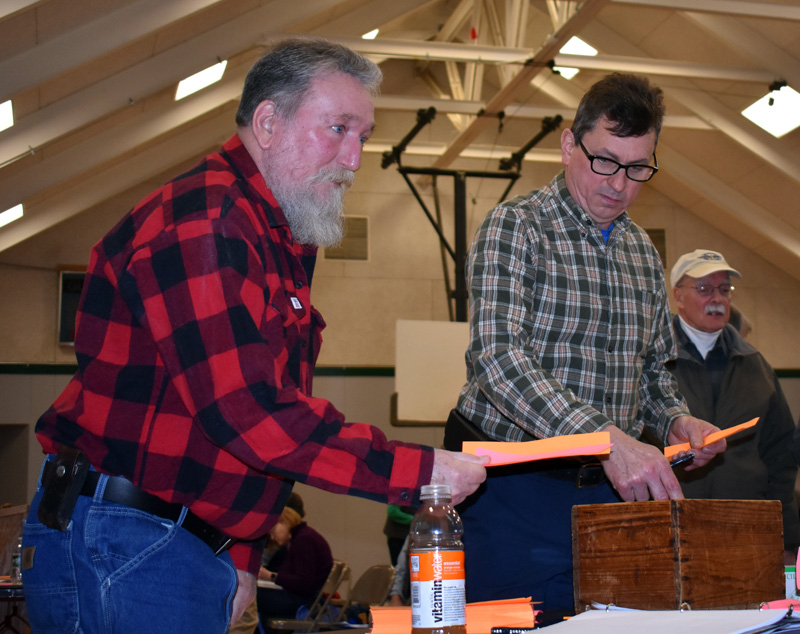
[420,484,451,499]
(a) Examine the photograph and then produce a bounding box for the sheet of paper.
[539,608,788,634]
[461,432,611,466]
[371,597,535,634]
[256,579,282,590]
[664,417,758,459]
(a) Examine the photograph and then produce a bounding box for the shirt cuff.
[387,443,435,507]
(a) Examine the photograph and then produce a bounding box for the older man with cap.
[668,249,800,562]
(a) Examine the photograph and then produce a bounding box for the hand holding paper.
[664,417,758,459]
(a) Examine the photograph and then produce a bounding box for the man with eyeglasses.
[668,249,800,563]
[446,73,726,613]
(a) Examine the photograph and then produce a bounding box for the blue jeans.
[23,463,238,634]
[459,463,619,612]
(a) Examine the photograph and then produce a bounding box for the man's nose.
[339,137,363,172]
[608,168,628,191]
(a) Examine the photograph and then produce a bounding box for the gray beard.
[270,170,353,248]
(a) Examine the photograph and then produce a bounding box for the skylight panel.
[175,60,228,101]
[741,85,800,138]
[553,37,597,80]
[0,100,13,133]
[0,204,23,228]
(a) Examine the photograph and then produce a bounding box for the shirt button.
[294,281,303,289]
[400,491,410,501]
[605,396,612,404]
[607,345,613,353]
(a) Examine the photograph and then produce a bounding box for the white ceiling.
[2,0,800,277]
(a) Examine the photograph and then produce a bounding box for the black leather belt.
[42,461,235,556]
[538,461,607,488]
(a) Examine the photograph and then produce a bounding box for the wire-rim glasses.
[677,283,735,297]
[577,138,659,182]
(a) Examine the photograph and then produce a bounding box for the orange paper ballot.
[372,597,536,634]
[664,417,758,459]
[462,431,611,466]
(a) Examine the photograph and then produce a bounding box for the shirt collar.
[554,171,632,235]
[222,134,287,229]
[677,315,723,360]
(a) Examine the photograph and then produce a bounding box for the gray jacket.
[667,316,800,550]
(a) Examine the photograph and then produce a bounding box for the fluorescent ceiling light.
[175,60,227,101]
[0,204,23,228]
[0,100,13,132]
[741,86,800,138]
[554,37,597,80]
[362,29,379,40]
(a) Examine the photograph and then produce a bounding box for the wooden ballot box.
[572,499,784,611]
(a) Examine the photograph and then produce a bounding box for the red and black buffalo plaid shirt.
[35,134,434,574]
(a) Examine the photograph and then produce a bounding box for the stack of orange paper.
[371,597,537,634]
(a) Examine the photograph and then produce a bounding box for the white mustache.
[705,303,726,315]
[310,169,354,188]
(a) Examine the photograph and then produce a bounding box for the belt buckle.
[576,463,605,488]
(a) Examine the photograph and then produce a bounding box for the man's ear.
[561,128,575,167]
[251,101,277,149]
[672,285,683,308]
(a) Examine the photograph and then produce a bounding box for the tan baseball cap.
[670,249,741,288]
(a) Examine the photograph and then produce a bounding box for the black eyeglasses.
[577,139,659,182]
[677,283,735,297]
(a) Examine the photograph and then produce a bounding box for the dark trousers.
[459,462,619,612]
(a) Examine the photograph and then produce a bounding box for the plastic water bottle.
[409,484,467,634]
[10,535,22,581]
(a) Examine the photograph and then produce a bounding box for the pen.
[669,452,695,468]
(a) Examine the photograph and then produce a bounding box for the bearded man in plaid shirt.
[22,38,487,633]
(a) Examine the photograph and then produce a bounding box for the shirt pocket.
[615,286,655,358]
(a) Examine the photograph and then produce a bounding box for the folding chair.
[268,559,351,633]
[320,564,396,629]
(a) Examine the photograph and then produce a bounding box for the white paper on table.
[540,608,791,634]
[256,579,283,590]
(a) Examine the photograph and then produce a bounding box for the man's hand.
[431,448,489,504]
[667,415,725,470]
[230,569,257,626]
[601,425,683,501]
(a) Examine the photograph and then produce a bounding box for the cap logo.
[698,252,723,261]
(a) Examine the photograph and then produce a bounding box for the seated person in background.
[261,492,306,572]
[667,249,800,563]
[388,535,410,606]
[257,506,333,632]
[230,492,306,634]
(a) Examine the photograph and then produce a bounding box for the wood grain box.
[572,499,784,611]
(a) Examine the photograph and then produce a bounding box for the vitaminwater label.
[410,550,466,628]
